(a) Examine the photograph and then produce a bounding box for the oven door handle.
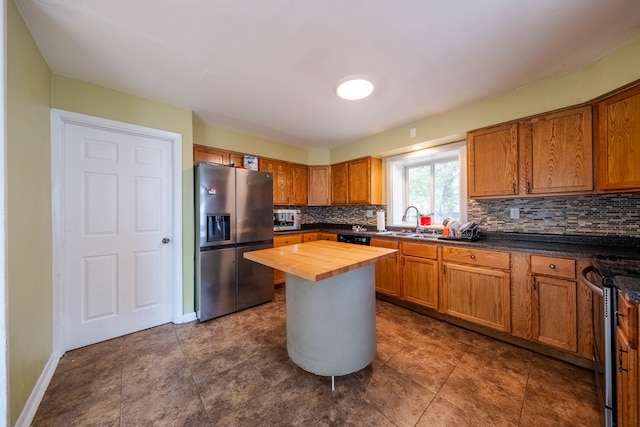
[579,265,603,297]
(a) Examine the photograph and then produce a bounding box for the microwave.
[274,209,300,231]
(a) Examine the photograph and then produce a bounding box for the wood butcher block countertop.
[244,240,397,282]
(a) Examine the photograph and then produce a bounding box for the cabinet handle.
[533,277,537,291]
[526,181,531,194]
[616,310,624,326]
[512,183,516,194]
[549,264,556,269]
[619,346,629,372]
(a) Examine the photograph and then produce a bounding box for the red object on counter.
[420,216,431,226]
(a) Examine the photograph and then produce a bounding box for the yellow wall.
[193,120,313,164]
[7,0,52,422]
[330,34,640,163]
[7,1,640,421]
[51,75,196,316]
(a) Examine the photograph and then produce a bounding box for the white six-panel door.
[62,121,173,350]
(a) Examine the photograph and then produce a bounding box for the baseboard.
[15,351,61,427]
[181,312,197,323]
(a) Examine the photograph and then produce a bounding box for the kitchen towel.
[377,211,386,231]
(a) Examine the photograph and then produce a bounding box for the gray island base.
[285,265,376,389]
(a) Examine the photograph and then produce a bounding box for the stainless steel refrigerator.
[195,163,274,321]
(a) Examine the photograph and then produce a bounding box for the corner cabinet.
[598,84,640,191]
[401,242,439,310]
[530,255,577,352]
[308,166,331,206]
[371,239,400,298]
[441,247,511,332]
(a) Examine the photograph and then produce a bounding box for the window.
[387,141,467,227]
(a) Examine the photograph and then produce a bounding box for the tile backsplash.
[467,194,640,237]
[276,205,386,229]
[280,193,640,238]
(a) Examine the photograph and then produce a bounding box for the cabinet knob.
[470,254,476,260]
[549,264,556,269]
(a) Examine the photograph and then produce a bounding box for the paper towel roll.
[376,211,386,231]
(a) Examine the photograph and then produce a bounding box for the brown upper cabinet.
[291,164,309,205]
[598,84,640,191]
[193,144,245,167]
[331,162,349,204]
[259,159,308,206]
[194,145,230,164]
[467,123,519,197]
[308,165,331,206]
[522,106,593,194]
[332,157,382,205]
[468,105,593,198]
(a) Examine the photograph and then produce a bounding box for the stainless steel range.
[580,264,617,427]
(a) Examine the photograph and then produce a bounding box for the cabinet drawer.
[317,232,337,241]
[274,234,303,247]
[618,292,638,349]
[531,255,575,279]
[442,246,510,270]
[370,239,399,250]
[401,242,437,259]
[303,232,317,242]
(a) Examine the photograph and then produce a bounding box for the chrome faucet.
[402,205,420,233]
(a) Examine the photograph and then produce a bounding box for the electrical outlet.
[366,210,374,218]
[510,208,520,219]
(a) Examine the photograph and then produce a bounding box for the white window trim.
[386,141,467,228]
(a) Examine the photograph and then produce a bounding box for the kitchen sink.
[375,231,439,239]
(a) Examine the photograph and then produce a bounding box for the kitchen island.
[244,240,396,380]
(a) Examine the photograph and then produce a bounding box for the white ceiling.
[15,0,640,149]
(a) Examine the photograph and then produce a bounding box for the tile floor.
[33,289,602,426]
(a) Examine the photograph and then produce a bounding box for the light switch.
[510,208,520,219]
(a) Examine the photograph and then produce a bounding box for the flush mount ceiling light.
[335,76,374,100]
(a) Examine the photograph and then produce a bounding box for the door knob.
[162,238,171,244]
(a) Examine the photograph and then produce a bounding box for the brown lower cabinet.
[370,239,400,298]
[272,233,303,285]
[441,247,511,333]
[272,232,321,285]
[317,232,337,241]
[401,242,438,309]
[529,255,579,352]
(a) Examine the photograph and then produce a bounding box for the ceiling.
[15,0,640,149]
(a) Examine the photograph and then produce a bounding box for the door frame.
[50,109,183,355]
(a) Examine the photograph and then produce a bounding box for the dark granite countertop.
[276,225,640,303]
